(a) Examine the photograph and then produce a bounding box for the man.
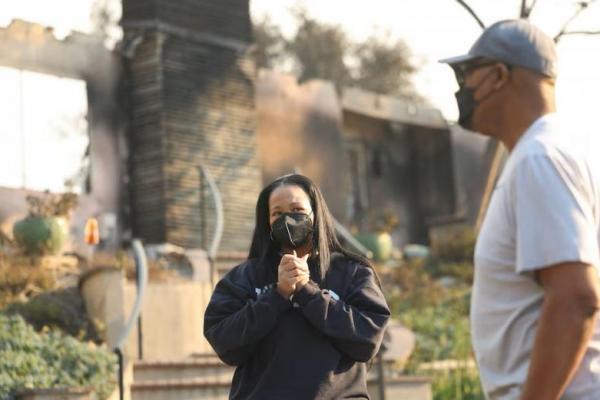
[441,19,600,399]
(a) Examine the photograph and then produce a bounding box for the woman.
[204,174,390,400]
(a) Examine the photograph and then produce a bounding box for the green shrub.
[399,289,471,368]
[431,367,484,400]
[0,314,116,400]
[4,287,100,342]
[386,253,484,399]
[428,227,477,284]
[430,228,476,263]
[386,258,446,315]
[396,289,484,399]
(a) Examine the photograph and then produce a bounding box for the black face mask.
[455,69,497,131]
[271,212,314,249]
[455,86,476,130]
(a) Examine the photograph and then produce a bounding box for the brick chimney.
[122,0,260,252]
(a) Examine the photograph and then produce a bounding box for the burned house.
[0,1,262,259]
[0,0,489,261]
[0,19,126,250]
[256,71,457,247]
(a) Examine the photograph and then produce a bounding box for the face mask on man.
[455,86,477,130]
[454,68,498,131]
[271,212,314,249]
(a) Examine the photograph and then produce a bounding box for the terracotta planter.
[15,388,92,400]
[13,216,69,256]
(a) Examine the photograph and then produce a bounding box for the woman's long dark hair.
[248,174,374,285]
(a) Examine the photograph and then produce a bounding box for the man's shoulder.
[508,125,587,184]
[519,115,591,162]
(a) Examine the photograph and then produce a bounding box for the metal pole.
[135,243,143,360]
[376,351,386,400]
[137,315,143,359]
[198,166,224,287]
[115,348,124,400]
[113,239,149,400]
[201,173,207,250]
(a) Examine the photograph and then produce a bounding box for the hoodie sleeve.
[293,263,390,362]
[203,264,291,366]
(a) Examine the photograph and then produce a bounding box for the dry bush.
[0,255,58,308]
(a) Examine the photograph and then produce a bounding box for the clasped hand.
[276,250,310,299]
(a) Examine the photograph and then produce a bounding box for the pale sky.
[0,67,88,192]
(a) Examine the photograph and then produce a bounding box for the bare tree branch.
[528,0,539,16]
[453,0,486,29]
[558,30,600,36]
[521,0,538,18]
[520,0,528,18]
[554,0,598,42]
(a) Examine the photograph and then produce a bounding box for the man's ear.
[493,63,510,90]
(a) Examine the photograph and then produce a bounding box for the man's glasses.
[453,61,500,87]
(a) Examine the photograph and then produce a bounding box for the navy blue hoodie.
[204,253,390,400]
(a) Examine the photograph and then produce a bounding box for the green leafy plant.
[399,290,471,368]
[0,314,116,400]
[386,258,445,314]
[428,227,477,284]
[429,367,484,400]
[384,247,484,399]
[13,192,78,256]
[4,287,101,343]
[394,288,484,399]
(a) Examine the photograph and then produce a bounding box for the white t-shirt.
[472,113,600,399]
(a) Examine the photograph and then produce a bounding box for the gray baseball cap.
[440,19,557,79]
